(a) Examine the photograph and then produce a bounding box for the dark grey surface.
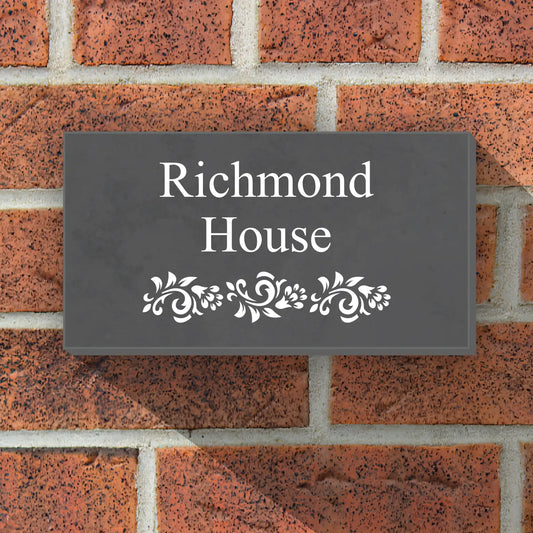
[64,132,476,355]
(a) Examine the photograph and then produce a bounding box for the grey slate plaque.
[64,132,476,355]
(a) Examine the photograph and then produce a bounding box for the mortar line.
[476,303,533,323]
[136,447,158,533]
[418,0,440,73]
[0,186,529,212]
[307,355,333,436]
[230,0,260,72]
[314,83,337,132]
[499,439,524,533]
[476,187,502,206]
[477,186,533,206]
[1,304,532,330]
[518,187,533,206]
[47,0,74,76]
[1,63,533,86]
[0,312,63,329]
[2,426,533,448]
[0,189,63,209]
[492,189,525,313]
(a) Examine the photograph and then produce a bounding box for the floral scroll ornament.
[142,271,390,324]
[226,271,307,323]
[309,272,390,323]
[142,272,223,323]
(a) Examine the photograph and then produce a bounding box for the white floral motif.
[226,271,307,323]
[142,272,223,323]
[358,284,390,311]
[309,271,390,323]
[142,271,389,323]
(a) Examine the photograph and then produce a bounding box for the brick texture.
[0,209,62,312]
[338,84,533,186]
[0,0,48,66]
[157,445,500,532]
[331,323,533,424]
[73,0,232,65]
[0,449,137,531]
[0,0,529,525]
[476,205,497,303]
[440,0,533,63]
[0,85,316,189]
[522,206,533,301]
[260,0,421,62]
[0,329,308,429]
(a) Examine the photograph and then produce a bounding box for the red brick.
[523,444,533,532]
[440,0,533,63]
[0,0,47,66]
[522,206,533,301]
[0,329,308,429]
[0,449,137,531]
[331,323,533,424]
[73,0,231,65]
[0,85,316,188]
[476,205,497,303]
[338,84,533,185]
[0,209,62,312]
[260,0,421,62]
[157,445,500,532]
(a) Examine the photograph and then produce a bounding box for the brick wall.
[0,0,532,531]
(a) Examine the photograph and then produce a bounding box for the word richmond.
[160,160,373,254]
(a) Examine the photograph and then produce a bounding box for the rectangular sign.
[64,132,475,355]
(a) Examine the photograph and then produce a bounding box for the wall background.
[0,0,532,530]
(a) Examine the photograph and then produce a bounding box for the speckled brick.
[157,445,500,532]
[0,329,308,429]
[440,0,533,63]
[331,323,533,424]
[338,84,533,185]
[0,85,316,188]
[73,0,232,65]
[477,205,497,303]
[0,209,62,312]
[522,206,533,301]
[260,0,421,62]
[0,449,137,531]
[0,0,48,66]
[523,444,533,531]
